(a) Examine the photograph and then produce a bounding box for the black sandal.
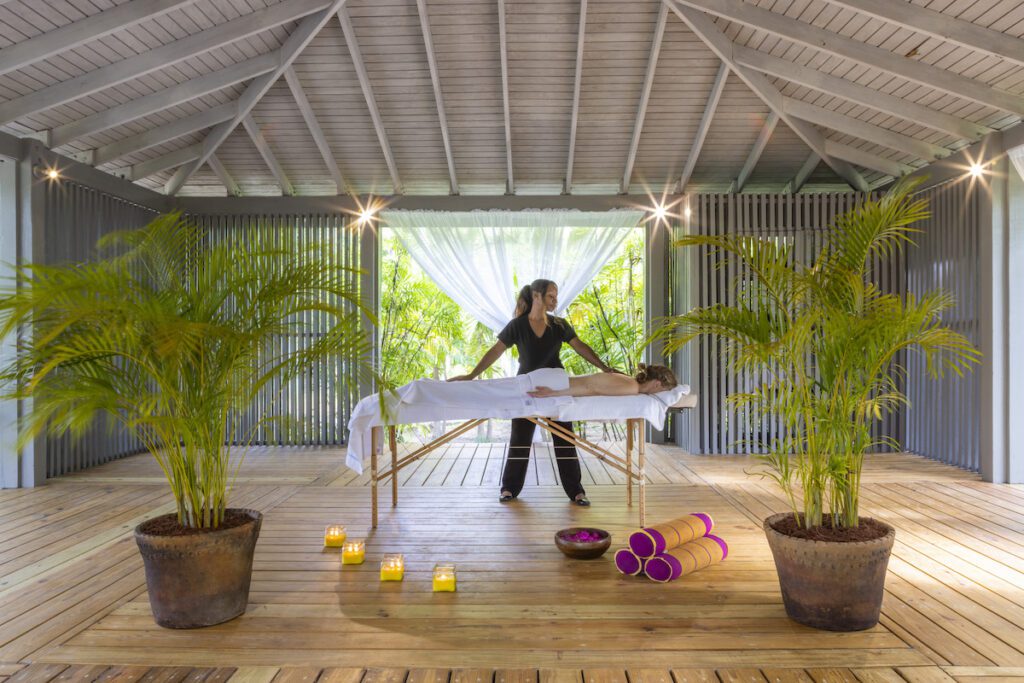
[499,492,515,503]
[573,495,591,507]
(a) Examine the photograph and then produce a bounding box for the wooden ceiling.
[0,0,1021,197]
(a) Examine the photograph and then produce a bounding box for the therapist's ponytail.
[514,285,533,317]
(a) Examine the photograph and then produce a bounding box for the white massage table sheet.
[346,368,690,473]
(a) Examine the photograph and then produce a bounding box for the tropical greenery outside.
[380,227,645,442]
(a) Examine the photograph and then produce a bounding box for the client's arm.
[529,373,639,398]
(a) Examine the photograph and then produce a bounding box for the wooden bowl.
[554,527,612,560]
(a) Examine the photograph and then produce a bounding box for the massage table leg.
[626,419,634,506]
[638,420,646,527]
[389,426,398,507]
[371,426,381,528]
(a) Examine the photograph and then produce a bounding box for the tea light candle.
[324,525,347,547]
[432,563,456,592]
[380,553,404,581]
[341,540,365,564]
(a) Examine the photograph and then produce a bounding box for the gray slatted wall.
[189,212,362,447]
[42,180,157,477]
[904,180,980,471]
[679,192,903,455]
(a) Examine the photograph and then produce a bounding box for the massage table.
[346,375,697,527]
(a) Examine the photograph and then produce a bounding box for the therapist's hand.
[447,374,474,382]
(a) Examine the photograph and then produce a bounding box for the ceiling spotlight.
[359,208,376,223]
[969,162,984,178]
[652,204,667,221]
[46,168,60,180]
[683,206,692,219]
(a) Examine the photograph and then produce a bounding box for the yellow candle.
[341,540,365,565]
[324,525,347,548]
[380,553,404,581]
[432,563,456,592]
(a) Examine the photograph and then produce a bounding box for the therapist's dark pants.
[502,417,585,500]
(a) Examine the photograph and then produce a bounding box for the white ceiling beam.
[92,103,236,166]
[782,97,950,161]
[564,0,588,194]
[676,60,728,194]
[734,111,778,192]
[733,45,992,141]
[665,1,869,191]
[824,140,911,177]
[208,154,240,196]
[115,143,201,180]
[0,0,198,78]
[783,152,820,194]
[50,54,275,148]
[820,0,1024,70]
[622,2,668,194]
[497,0,513,194]
[165,1,346,196]
[671,0,1024,115]
[0,0,331,125]
[284,67,347,195]
[415,0,458,194]
[242,115,294,196]
[337,6,402,195]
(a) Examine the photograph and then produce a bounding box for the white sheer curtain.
[1010,144,1024,183]
[382,209,644,334]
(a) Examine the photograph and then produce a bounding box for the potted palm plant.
[0,213,371,628]
[655,178,978,631]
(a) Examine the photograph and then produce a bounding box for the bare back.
[566,373,639,396]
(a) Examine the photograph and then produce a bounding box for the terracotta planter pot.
[763,512,895,631]
[134,508,262,629]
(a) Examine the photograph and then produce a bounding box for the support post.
[371,426,380,528]
[389,426,398,506]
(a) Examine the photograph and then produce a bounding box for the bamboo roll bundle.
[628,513,714,558]
[614,548,645,576]
[644,535,728,583]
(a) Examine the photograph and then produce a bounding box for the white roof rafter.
[0,0,198,78]
[783,153,821,194]
[665,0,870,191]
[50,54,276,149]
[242,115,295,196]
[564,0,588,194]
[733,46,992,142]
[622,2,669,194]
[677,61,728,194]
[733,112,778,192]
[92,103,236,166]
[0,0,332,126]
[671,0,1024,116]
[337,6,403,195]
[821,0,1024,70]
[415,0,458,195]
[284,67,348,195]
[498,0,514,194]
[165,0,347,196]
[208,154,240,196]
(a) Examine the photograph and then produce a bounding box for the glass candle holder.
[380,553,404,581]
[432,563,456,592]
[324,524,347,547]
[341,540,365,565]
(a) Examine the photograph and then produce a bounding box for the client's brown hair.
[635,363,677,390]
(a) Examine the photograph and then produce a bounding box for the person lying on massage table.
[529,363,677,398]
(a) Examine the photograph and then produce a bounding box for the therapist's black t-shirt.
[497,314,577,375]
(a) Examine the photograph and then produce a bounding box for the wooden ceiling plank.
[0,0,332,125]
[677,60,728,194]
[621,2,669,194]
[164,1,346,196]
[666,0,870,191]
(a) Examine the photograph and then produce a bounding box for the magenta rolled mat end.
[628,528,664,558]
[706,534,728,560]
[691,512,714,535]
[644,553,682,583]
[614,548,644,576]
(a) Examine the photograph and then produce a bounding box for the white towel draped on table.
[345,368,690,473]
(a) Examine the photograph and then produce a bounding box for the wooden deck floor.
[0,442,1022,683]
